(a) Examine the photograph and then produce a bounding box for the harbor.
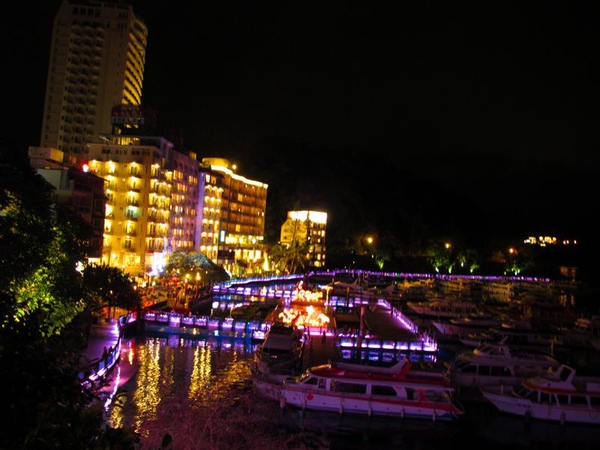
[83,273,600,448]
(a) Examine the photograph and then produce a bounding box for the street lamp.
[324,285,333,313]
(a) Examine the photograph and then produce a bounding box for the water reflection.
[108,334,258,433]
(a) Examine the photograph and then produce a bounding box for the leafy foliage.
[163,250,230,283]
[83,263,142,315]
[269,241,310,274]
[0,146,111,448]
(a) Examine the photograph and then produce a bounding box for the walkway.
[83,321,120,364]
[81,320,138,394]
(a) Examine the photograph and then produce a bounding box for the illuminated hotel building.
[40,0,147,155]
[280,210,327,268]
[85,117,205,277]
[196,169,223,264]
[201,158,268,275]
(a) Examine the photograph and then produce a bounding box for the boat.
[557,315,600,348]
[406,299,479,319]
[253,358,465,421]
[252,322,306,380]
[458,321,564,353]
[480,364,600,425]
[431,312,500,339]
[446,341,563,396]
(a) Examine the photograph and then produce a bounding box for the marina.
[93,273,600,448]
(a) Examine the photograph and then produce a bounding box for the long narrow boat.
[253,358,465,421]
[480,364,600,425]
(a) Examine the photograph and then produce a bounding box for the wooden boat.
[253,358,465,421]
[252,322,306,380]
[447,341,563,394]
[480,364,600,425]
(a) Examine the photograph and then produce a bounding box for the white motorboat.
[446,341,563,396]
[431,312,500,338]
[253,358,465,421]
[480,364,600,425]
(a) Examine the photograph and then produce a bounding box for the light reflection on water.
[108,335,259,434]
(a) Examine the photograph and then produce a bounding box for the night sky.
[3,0,599,244]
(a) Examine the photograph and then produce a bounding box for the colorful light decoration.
[277,281,330,328]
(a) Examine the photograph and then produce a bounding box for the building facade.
[40,0,147,155]
[87,132,182,277]
[28,146,106,259]
[201,158,268,276]
[35,1,271,280]
[280,210,327,268]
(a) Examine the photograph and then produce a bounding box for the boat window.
[458,363,477,373]
[490,366,511,376]
[539,392,553,404]
[330,381,366,394]
[514,385,533,398]
[301,375,318,386]
[318,379,326,389]
[590,396,600,407]
[571,395,589,406]
[298,373,312,383]
[556,394,569,405]
[371,385,397,397]
[423,389,450,403]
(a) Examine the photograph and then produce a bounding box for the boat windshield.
[296,371,316,384]
[513,383,534,399]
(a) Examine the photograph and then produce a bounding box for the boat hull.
[278,385,460,421]
[481,387,600,425]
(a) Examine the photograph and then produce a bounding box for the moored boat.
[431,312,500,339]
[458,322,564,353]
[253,357,465,421]
[406,299,479,319]
[446,341,563,398]
[480,364,600,425]
[557,315,600,349]
[252,322,306,381]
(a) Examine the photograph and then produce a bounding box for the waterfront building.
[201,158,268,276]
[87,131,177,277]
[34,1,270,279]
[28,146,106,260]
[280,210,327,268]
[195,168,224,264]
[40,0,148,155]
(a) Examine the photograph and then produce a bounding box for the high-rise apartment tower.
[40,0,147,155]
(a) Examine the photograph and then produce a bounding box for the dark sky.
[3,0,599,241]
